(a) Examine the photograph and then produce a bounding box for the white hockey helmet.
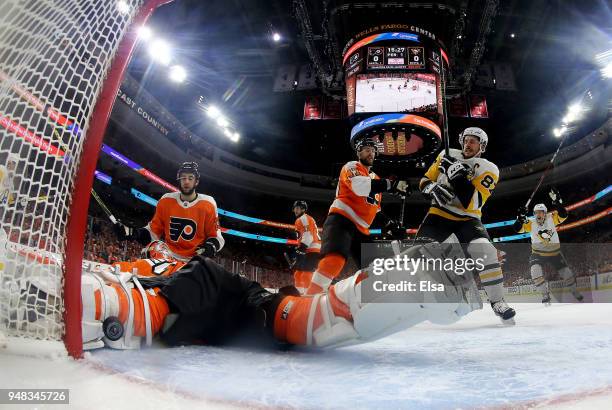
[533,203,547,214]
[459,127,488,153]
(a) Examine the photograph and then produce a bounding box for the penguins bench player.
[416,127,516,323]
[77,242,482,350]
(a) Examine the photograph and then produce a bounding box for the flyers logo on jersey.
[169,217,197,241]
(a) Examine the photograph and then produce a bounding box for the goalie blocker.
[77,243,482,350]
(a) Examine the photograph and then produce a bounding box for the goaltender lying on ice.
[7,240,483,350]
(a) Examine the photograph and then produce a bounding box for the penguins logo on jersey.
[169,217,197,241]
[537,229,554,242]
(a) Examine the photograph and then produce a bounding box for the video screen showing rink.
[355,73,437,113]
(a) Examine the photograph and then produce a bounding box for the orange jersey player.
[305,139,408,295]
[115,162,224,262]
[291,200,321,294]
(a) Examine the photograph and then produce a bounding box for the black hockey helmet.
[292,200,308,211]
[176,161,200,180]
[355,138,379,153]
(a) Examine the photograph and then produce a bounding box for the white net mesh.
[0,0,146,345]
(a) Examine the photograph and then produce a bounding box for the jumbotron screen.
[355,73,438,114]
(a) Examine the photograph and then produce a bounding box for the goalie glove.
[422,181,455,206]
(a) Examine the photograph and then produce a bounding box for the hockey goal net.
[0,0,170,358]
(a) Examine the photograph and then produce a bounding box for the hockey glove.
[438,155,457,175]
[549,187,562,205]
[447,162,471,183]
[294,244,307,267]
[389,180,410,197]
[196,238,221,258]
[422,181,455,206]
[517,205,528,223]
[385,220,408,240]
[113,221,134,241]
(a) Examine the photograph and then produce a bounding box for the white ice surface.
[2,302,612,409]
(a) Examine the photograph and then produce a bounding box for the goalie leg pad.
[81,272,168,350]
[324,243,482,345]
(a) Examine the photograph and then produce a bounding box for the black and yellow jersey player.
[513,190,583,304]
[416,127,516,323]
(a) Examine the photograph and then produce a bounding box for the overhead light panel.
[148,38,171,65]
[207,105,221,118]
[138,26,153,41]
[169,65,186,83]
[116,0,130,14]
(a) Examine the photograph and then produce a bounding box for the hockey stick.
[90,188,119,225]
[399,193,407,225]
[524,132,570,209]
[440,55,451,156]
[283,251,296,269]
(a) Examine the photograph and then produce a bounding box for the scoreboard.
[364,46,425,70]
[341,28,448,164]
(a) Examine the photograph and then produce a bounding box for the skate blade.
[500,317,516,326]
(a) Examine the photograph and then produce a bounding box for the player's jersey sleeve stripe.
[330,199,371,230]
[552,210,567,225]
[519,220,532,233]
[471,171,497,207]
[301,231,314,247]
[145,224,161,241]
[349,175,373,197]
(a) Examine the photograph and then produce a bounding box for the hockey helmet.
[176,161,200,180]
[459,127,488,153]
[355,138,379,153]
[292,200,308,212]
[533,203,547,214]
[141,240,173,260]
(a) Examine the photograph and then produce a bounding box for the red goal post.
[0,0,173,358]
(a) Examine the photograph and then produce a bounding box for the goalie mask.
[142,240,173,260]
[459,127,488,154]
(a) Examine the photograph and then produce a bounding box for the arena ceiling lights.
[553,101,587,138]
[595,48,612,79]
[205,105,240,143]
[136,24,187,83]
